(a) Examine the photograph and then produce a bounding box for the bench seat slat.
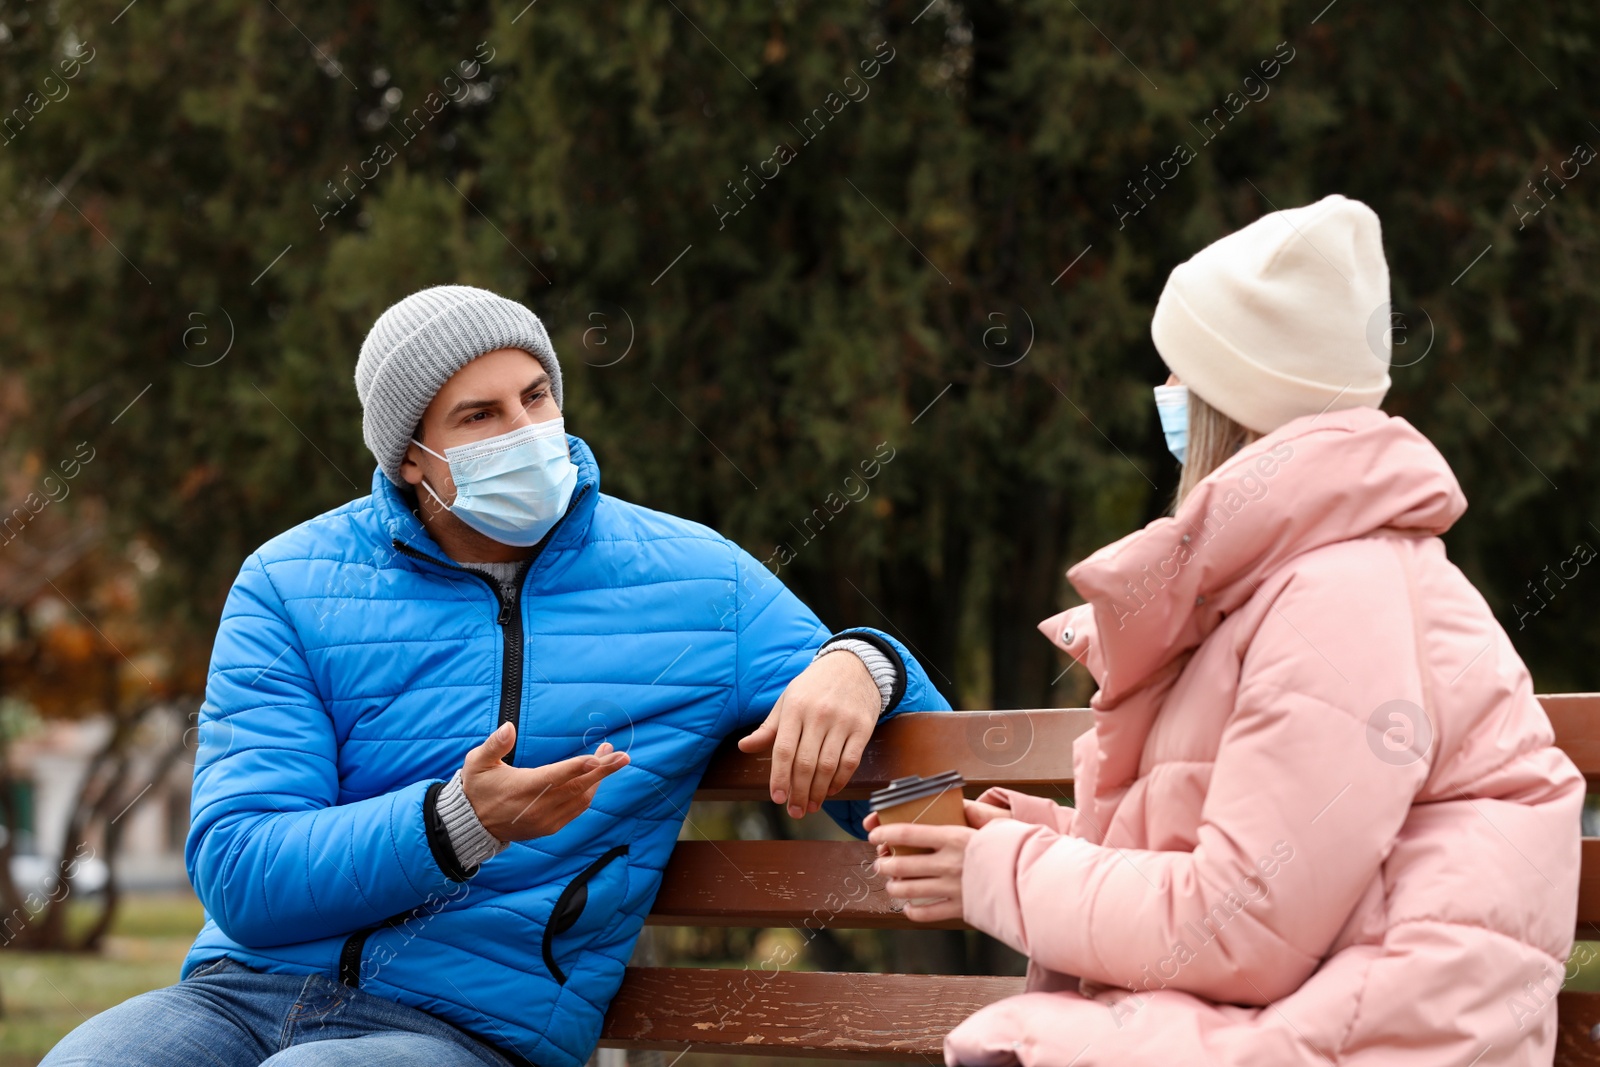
[599,968,1024,1060]
[600,973,1600,1065]
[1557,991,1600,1066]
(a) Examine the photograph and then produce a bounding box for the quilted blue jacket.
[180,435,950,1067]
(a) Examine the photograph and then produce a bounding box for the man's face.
[399,347,560,504]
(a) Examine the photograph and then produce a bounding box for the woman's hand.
[864,800,1009,923]
[963,798,1012,829]
[868,821,973,922]
[861,798,1011,844]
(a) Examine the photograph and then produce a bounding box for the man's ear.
[399,440,425,487]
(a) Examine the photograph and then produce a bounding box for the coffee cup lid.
[868,770,966,811]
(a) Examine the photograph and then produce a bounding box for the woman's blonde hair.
[1174,389,1259,511]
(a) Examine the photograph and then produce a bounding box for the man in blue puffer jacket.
[41,286,950,1067]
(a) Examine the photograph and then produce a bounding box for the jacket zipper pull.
[497,599,512,626]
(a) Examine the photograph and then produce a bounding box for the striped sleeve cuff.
[813,637,897,714]
[437,768,509,871]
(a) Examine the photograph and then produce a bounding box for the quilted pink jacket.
[950,407,1583,1067]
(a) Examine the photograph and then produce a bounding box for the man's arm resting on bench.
[724,546,952,839]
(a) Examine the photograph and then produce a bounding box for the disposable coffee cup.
[869,770,968,859]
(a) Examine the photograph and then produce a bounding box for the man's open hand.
[737,650,881,819]
[461,722,629,843]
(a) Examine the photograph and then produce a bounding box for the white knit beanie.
[354,285,563,486]
[1150,193,1391,435]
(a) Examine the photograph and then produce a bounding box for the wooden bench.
[599,695,1600,1064]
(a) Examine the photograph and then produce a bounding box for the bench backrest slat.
[696,695,1600,801]
[1543,693,1600,783]
[695,708,1091,801]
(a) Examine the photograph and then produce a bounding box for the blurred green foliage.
[1,0,1597,707]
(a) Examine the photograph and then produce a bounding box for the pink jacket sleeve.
[962,564,1431,1005]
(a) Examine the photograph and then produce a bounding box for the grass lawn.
[0,892,204,1067]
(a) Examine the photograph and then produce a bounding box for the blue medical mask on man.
[411,417,578,546]
[1153,384,1189,465]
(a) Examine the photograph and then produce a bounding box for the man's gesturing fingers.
[543,742,624,785]
[471,741,629,842]
[503,755,627,839]
[464,720,518,772]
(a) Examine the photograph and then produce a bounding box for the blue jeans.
[40,956,519,1066]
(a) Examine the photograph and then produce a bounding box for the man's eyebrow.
[444,374,551,418]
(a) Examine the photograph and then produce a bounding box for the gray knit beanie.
[354,285,564,486]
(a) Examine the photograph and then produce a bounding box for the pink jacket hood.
[1075,405,1464,706]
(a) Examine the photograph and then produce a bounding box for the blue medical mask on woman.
[411,417,578,546]
[1152,384,1189,464]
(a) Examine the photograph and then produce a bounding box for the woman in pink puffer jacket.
[868,195,1584,1066]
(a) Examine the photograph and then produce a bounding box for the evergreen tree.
[1,0,1596,711]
